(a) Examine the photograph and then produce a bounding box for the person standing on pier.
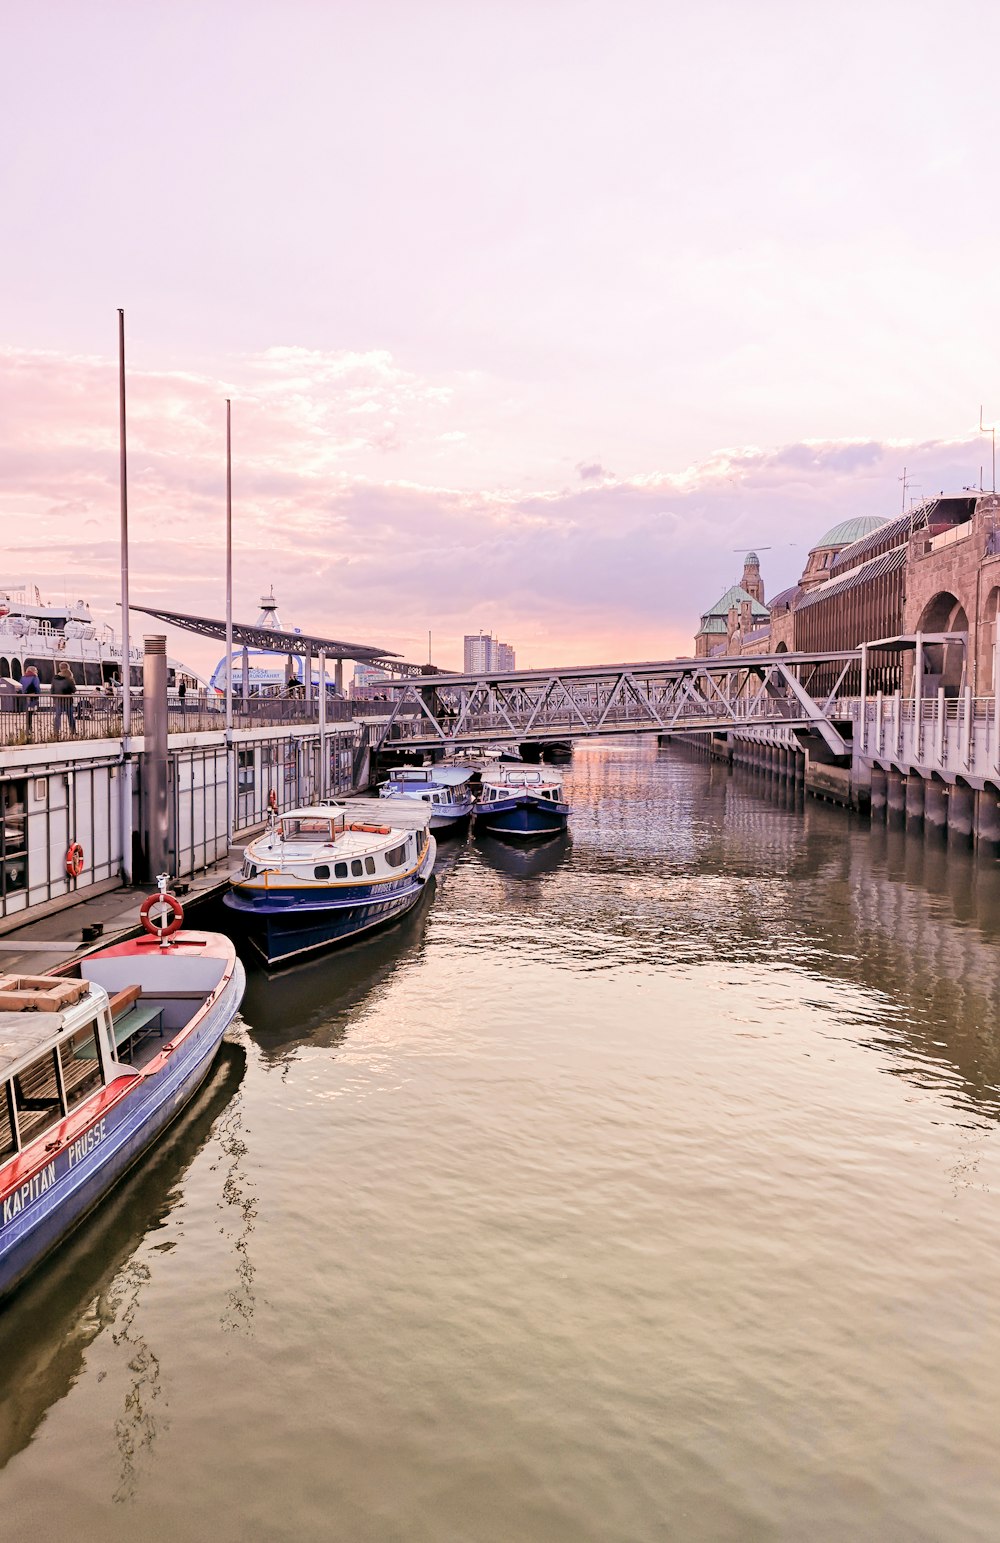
[52,661,77,736]
[18,664,39,734]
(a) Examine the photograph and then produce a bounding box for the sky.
[3,0,999,675]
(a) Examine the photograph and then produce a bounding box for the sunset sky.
[3,1,999,675]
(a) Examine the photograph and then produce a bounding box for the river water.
[3,737,1000,1541]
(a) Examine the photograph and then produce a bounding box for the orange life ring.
[139,891,184,938]
[268,789,279,813]
[65,842,85,878]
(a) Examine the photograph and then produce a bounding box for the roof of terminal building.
[797,544,908,612]
[697,584,769,634]
[811,515,891,550]
[128,604,398,662]
[767,584,803,613]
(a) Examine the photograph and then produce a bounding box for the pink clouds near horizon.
[0,342,989,678]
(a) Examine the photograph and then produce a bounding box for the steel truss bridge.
[371,650,864,757]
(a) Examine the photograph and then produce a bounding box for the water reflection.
[236,882,437,1060]
[474,831,572,879]
[0,1040,246,1474]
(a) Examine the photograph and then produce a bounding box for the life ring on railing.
[139,891,184,938]
[65,842,85,878]
[267,789,279,813]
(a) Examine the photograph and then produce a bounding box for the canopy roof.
[129,604,397,662]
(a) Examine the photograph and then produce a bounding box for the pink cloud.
[0,343,988,675]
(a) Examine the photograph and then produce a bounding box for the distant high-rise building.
[464,633,517,673]
[352,662,389,699]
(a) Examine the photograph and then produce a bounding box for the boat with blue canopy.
[378,766,475,833]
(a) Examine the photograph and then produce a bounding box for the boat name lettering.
[66,1118,107,1170]
[2,1159,58,1225]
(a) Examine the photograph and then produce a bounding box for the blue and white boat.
[379,766,475,833]
[225,800,436,967]
[0,915,244,1303]
[472,766,570,839]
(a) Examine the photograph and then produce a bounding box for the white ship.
[0,583,204,691]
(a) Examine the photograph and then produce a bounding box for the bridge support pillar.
[923,781,948,840]
[948,783,974,848]
[887,770,906,827]
[975,787,1000,854]
[905,774,925,831]
[869,766,887,822]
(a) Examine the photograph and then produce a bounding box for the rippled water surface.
[4,739,1000,1541]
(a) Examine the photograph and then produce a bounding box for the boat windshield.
[279,816,343,841]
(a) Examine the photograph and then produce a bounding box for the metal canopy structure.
[128,603,399,663]
[375,649,861,757]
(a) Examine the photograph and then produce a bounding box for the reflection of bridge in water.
[377,649,861,756]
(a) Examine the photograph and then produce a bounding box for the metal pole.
[118,310,131,735]
[225,398,233,733]
[118,309,133,884]
[859,643,868,754]
[318,649,327,797]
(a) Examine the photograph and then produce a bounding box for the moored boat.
[224,800,436,967]
[378,766,475,832]
[0,898,245,1303]
[472,766,570,839]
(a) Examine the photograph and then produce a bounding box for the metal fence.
[0,692,357,746]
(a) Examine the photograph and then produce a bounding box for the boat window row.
[0,1024,106,1161]
[315,856,379,879]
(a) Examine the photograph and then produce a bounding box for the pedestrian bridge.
[373,650,862,757]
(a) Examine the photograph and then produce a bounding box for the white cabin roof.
[0,984,108,1081]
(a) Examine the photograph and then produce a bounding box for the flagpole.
[118,309,133,883]
[226,398,233,733]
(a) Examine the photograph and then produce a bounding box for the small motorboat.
[472,766,570,839]
[225,799,436,967]
[378,765,475,833]
[0,886,245,1303]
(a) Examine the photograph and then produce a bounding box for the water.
[4,738,1000,1541]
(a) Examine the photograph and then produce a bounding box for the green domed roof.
[812,515,890,550]
[697,583,769,634]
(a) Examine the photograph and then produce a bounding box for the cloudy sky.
[3,1,999,674]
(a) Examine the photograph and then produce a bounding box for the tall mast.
[226,398,233,732]
[118,309,130,734]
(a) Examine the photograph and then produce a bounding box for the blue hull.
[225,842,436,965]
[473,796,570,838]
[0,962,245,1303]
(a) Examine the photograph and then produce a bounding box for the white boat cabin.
[0,951,234,1165]
[242,801,432,885]
[479,768,564,804]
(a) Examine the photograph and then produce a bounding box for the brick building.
[696,494,1000,698]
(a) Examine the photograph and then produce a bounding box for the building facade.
[463,633,516,672]
[695,495,1000,700]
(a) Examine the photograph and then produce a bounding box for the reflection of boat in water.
[473,766,570,839]
[475,830,572,879]
[0,1038,245,1470]
[236,879,436,1057]
[225,800,436,967]
[0,916,245,1302]
[379,765,475,833]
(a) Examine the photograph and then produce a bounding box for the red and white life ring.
[267,789,279,813]
[65,842,85,878]
[139,890,184,939]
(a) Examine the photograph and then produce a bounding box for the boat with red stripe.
[0,884,244,1303]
